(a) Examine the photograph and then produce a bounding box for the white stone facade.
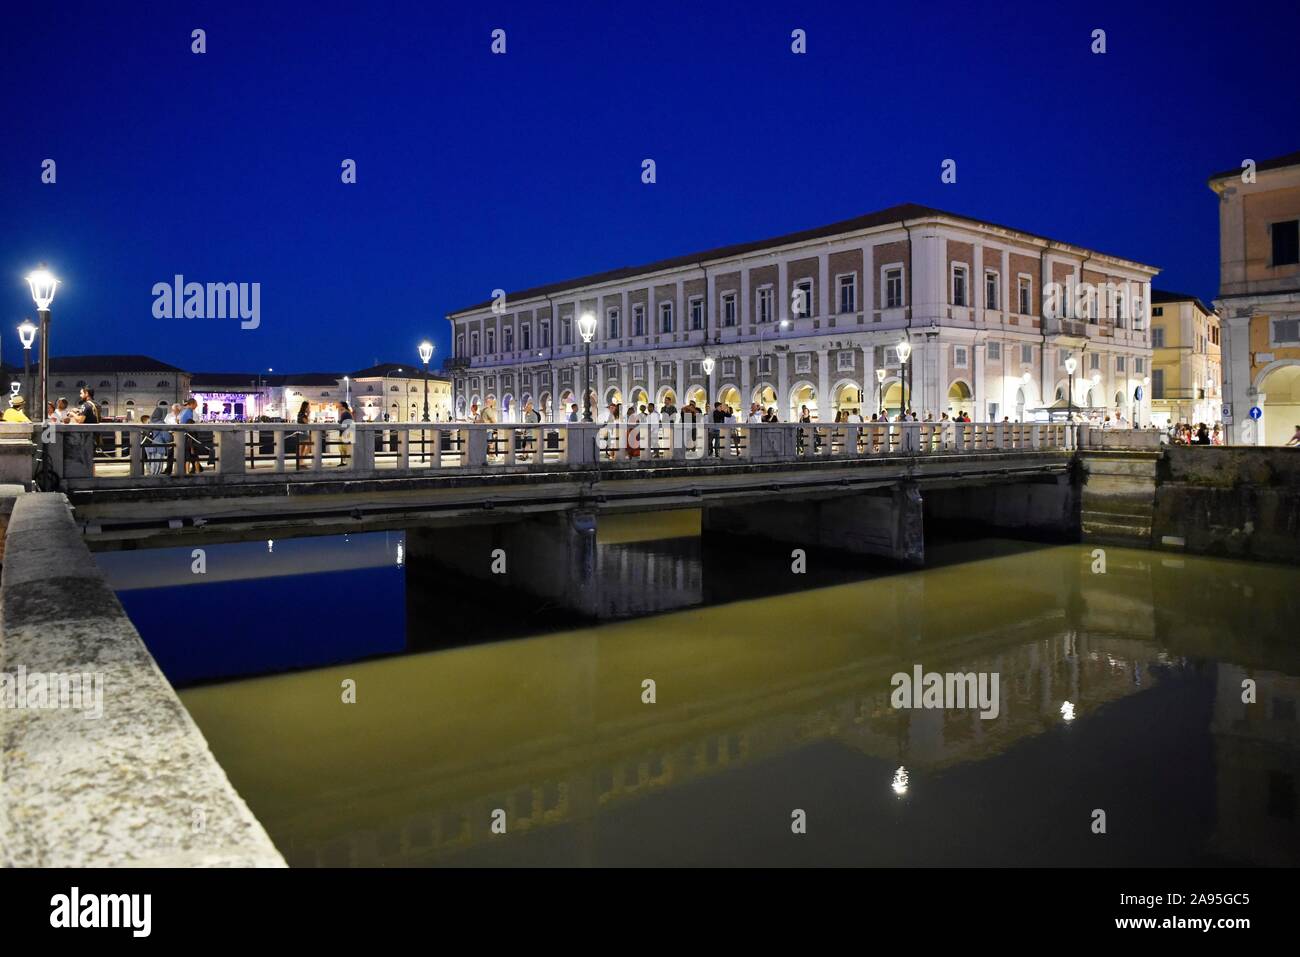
[448,206,1158,424]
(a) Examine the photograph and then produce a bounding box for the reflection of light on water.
[396,542,405,567]
[1060,701,1075,722]
[892,766,909,796]
[266,539,274,553]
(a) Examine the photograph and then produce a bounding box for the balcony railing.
[31,421,1078,489]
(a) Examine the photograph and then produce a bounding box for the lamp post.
[702,355,715,408]
[25,265,59,420]
[578,312,597,421]
[419,340,433,422]
[876,367,886,415]
[1064,355,1077,420]
[17,319,37,407]
[896,339,912,418]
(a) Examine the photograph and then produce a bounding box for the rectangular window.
[1273,318,1300,344]
[486,330,496,353]
[1021,344,1033,365]
[838,275,857,314]
[632,362,645,378]
[885,268,904,309]
[793,280,813,318]
[606,308,621,339]
[1090,352,1100,371]
[723,359,737,376]
[503,327,513,352]
[954,346,968,369]
[521,324,531,351]
[1151,306,1163,317]
[837,351,855,372]
[884,347,898,366]
[456,334,465,357]
[540,321,551,347]
[632,304,646,337]
[1152,368,1165,399]
[985,271,999,310]
[1151,327,1165,348]
[1272,219,1300,266]
[1018,277,1032,315]
[759,355,773,374]
[561,317,573,346]
[659,301,674,333]
[471,332,480,356]
[1134,358,1145,374]
[794,353,812,374]
[689,296,705,331]
[952,264,968,307]
[1116,356,1126,372]
[689,360,702,377]
[757,287,774,323]
[987,341,1001,361]
[722,292,737,327]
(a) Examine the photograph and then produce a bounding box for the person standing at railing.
[294,400,313,470]
[178,397,204,474]
[336,401,355,465]
[566,403,579,423]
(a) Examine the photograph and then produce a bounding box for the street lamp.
[896,339,912,417]
[577,312,597,422]
[17,319,37,406]
[876,367,886,415]
[1064,355,1078,420]
[26,265,58,419]
[419,340,434,422]
[702,354,716,406]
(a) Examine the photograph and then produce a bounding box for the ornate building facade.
[447,204,1158,424]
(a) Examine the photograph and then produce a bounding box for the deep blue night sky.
[2,0,1296,374]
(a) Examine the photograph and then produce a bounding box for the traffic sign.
[1249,406,1263,420]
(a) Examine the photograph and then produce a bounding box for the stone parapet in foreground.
[0,491,284,867]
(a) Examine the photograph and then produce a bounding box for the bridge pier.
[702,482,925,566]
[407,509,600,617]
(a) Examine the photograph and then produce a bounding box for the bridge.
[0,420,1085,616]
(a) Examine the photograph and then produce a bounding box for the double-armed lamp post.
[419,340,434,421]
[25,265,59,419]
[578,312,597,421]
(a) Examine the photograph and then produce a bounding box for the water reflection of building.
[1211,665,1300,865]
[173,539,1300,866]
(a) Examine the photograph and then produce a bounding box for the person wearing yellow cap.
[2,396,31,423]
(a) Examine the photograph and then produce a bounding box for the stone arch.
[788,379,818,421]
[831,377,862,417]
[1255,359,1300,445]
[947,378,973,417]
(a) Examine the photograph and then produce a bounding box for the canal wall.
[1151,446,1300,563]
[0,491,285,867]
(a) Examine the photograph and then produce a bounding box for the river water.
[95,514,1300,867]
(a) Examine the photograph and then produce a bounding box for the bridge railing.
[36,420,1077,487]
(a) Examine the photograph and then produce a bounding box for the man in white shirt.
[747,403,763,423]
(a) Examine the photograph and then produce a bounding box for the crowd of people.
[1165,421,1224,445]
